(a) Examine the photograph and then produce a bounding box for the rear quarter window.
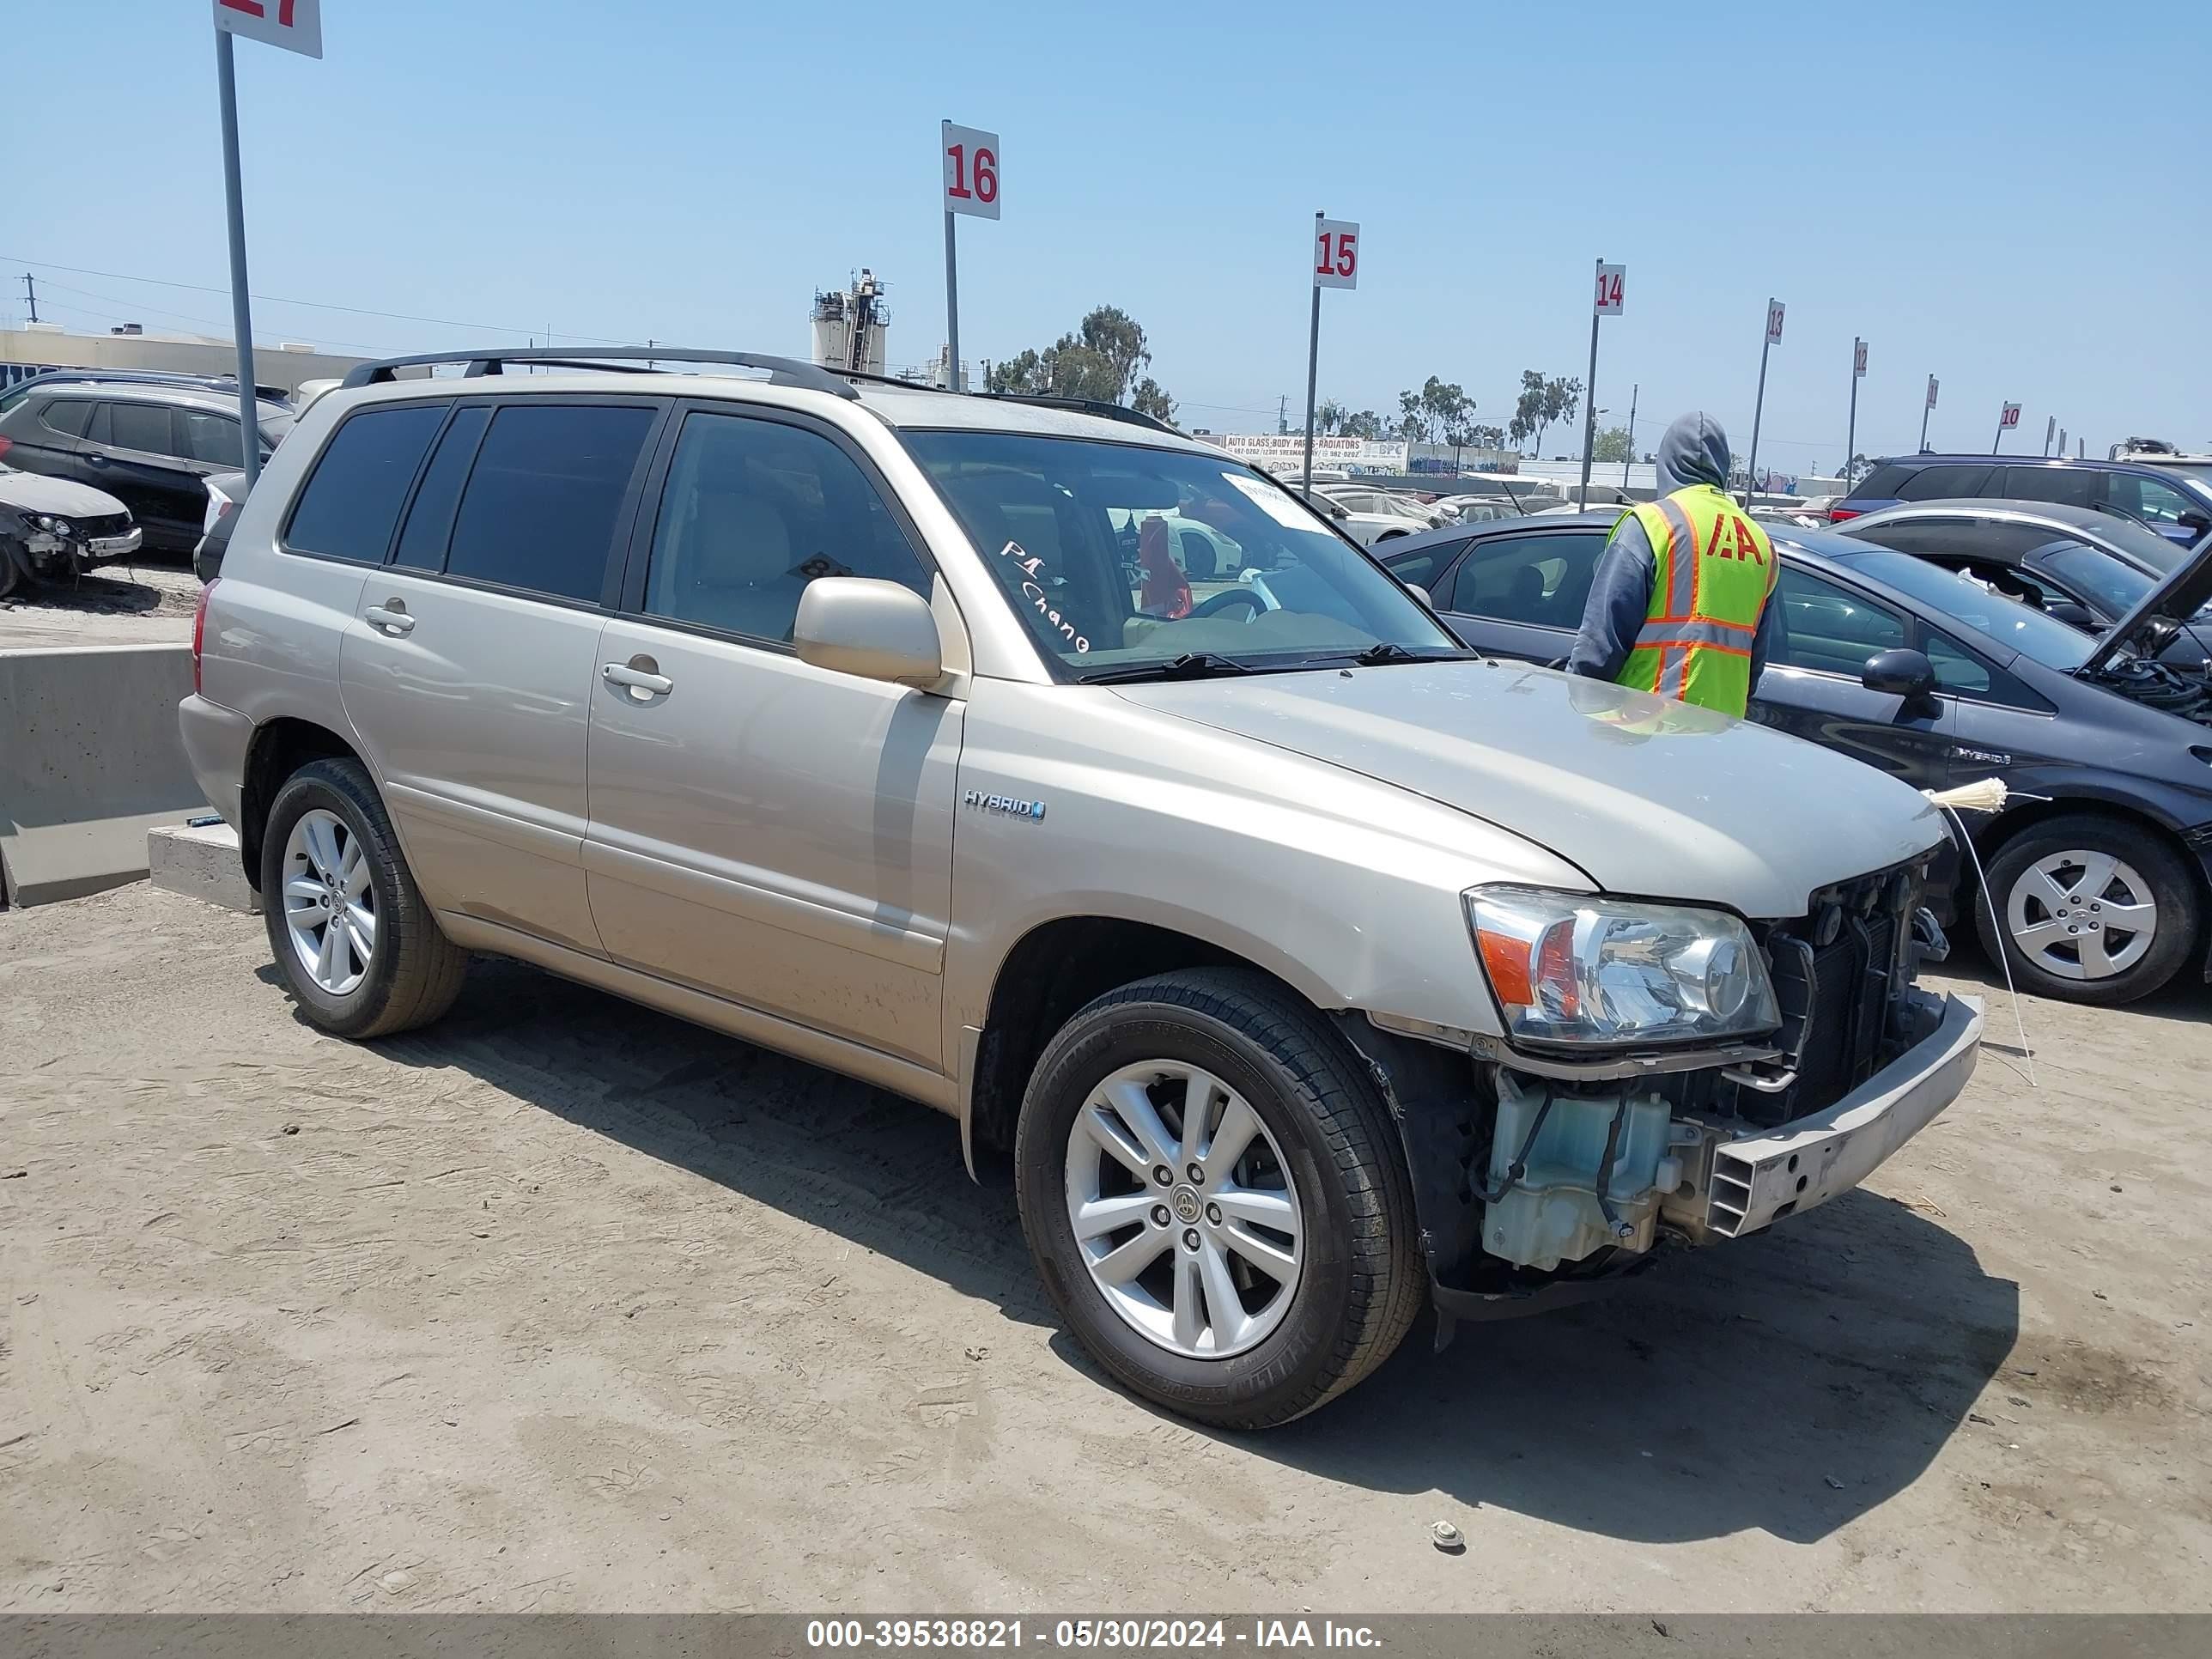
[283,403,449,564]
[1897,464,1994,501]
[36,398,93,438]
[1850,462,1915,500]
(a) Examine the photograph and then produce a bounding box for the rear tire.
[1973,813,2197,1006]
[259,757,468,1038]
[1015,968,1423,1429]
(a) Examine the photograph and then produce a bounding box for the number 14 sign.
[1314,218,1359,289]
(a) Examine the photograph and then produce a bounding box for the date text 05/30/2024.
[805,1620,1383,1650]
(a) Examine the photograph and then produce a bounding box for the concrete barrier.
[0,643,210,907]
[149,820,258,913]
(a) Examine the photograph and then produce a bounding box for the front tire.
[1973,813,2198,1006]
[1015,969,1423,1428]
[259,757,468,1038]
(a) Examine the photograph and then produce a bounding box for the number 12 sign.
[942,122,1000,221]
[1314,218,1359,289]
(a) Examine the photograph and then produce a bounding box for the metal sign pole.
[1577,258,1602,507]
[1747,334,1772,498]
[1845,337,1861,483]
[942,210,960,393]
[1992,412,2003,455]
[1919,381,1933,453]
[1301,252,1321,494]
[1621,381,1637,489]
[215,28,258,488]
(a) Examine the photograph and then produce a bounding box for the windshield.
[1844,550,2092,672]
[903,430,1462,678]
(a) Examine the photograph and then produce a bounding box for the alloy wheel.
[2005,848,2156,981]
[281,808,376,996]
[1063,1060,1304,1359]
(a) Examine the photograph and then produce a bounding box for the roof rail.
[339,346,859,398]
[978,393,1184,436]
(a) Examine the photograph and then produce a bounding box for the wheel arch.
[964,915,1333,1176]
[239,718,370,892]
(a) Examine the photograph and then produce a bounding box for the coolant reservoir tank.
[1482,1075,1672,1271]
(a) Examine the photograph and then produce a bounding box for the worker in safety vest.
[1567,410,1777,718]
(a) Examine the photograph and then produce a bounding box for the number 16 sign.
[941,121,1000,220]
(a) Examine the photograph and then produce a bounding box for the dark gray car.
[0,382,290,555]
[1386,514,2212,1006]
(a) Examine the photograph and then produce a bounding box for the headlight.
[1467,885,1779,1048]
[33,514,75,538]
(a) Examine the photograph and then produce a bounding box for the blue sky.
[9,1,2207,473]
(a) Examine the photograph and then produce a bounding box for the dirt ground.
[0,560,198,649]
[1,882,2206,1613]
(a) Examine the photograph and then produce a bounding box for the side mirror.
[2044,599,2096,629]
[793,578,943,687]
[1407,584,1435,610]
[1861,647,1938,699]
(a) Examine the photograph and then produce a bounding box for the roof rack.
[977,393,1184,436]
[339,346,859,398]
[3,367,293,403]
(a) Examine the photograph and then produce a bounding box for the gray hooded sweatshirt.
[1565,410,1774,696]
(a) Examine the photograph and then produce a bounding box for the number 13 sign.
[1314,218,1359,289]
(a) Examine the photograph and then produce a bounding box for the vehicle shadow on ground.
[0,570,165,615]
[313,954,2019,1548]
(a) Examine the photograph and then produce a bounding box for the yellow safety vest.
[1613,483,1778,716]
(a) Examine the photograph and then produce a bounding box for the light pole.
[1621,382,1638,489]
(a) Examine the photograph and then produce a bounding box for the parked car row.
[1832,450,2212,546]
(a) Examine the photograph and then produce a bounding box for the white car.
[0,465,142,598]
[1310,486,1437,545]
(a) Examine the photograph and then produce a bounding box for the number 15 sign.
[1314,218,1359,289]
[942,121,1000,221]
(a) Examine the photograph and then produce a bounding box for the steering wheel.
[1188,588,1261,621]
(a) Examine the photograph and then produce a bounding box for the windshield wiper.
[1076,652,1256,684]
[1348,641,1425,666]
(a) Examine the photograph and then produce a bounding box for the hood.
[0,467,130,520]
[1656,411,1730,493]
[1113,661,1946,921]
[2083,528,2212,673]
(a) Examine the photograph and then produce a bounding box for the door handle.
[82,453,108,466]
[602,658,673,697]
[365,600,416,635]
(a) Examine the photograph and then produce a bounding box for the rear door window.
[179,410,245,466]
[1380,538,1468,603]
[1444,530,1607,626]
[37,398,93,438]
[284,402,449,564]
[2002,465,2095,507]
[1896,464,1994,501]
[108,402,179,457]
[444,403,659,603]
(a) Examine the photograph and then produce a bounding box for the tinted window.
[109,402,178,457]
[2106,472,2203,532]
[1923,629,1991,696]
[1851,462,1914,499]
[2040,543,2156,617]
[1381,538,1468,602]
[1896,464,1993,501]
[446,404,656,602]
[1839,550,2091,672]
[1770,566,1905,676]
[1447,531,1607,628]
[179,409,244,466]
[392,404,490,570]
[641,411,928,643]
[37,398,92,438]
[2002,465,2095,507]
[285,403,448,564]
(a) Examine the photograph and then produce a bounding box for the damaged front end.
[1344,858,1983,1340]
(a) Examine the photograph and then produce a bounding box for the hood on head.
[1657,411,1730,493]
